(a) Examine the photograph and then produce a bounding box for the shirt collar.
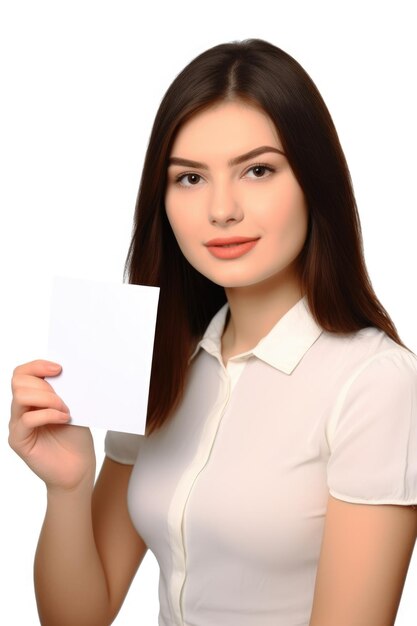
[190,295,323,374]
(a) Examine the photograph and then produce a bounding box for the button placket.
[167,368,232,626]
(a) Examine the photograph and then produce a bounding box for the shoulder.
[326,331,417,443]
[325,331,417,506]
[335,327,417,396]
[318,323,417,378]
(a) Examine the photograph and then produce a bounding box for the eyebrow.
[167,145,286,169]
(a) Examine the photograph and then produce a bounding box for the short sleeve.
[327,348,417,506]
[104,430,143,465]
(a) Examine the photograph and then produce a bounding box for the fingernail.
[48,363,61,372]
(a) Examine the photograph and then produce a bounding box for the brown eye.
[245,164,275,179]
[177,173,202,187]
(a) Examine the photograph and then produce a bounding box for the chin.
[206,274,272,289]
[210,266,298,291]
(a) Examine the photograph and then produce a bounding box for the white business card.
[46,276,159,434]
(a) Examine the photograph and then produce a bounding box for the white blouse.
[105,295,417,626]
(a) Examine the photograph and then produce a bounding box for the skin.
[165,99,308,363]
[9,360,146,625]
[8,100,417,625]
[167,101,417,624]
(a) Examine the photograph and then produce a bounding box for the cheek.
[272,188,308,245]
[257,207,307,275]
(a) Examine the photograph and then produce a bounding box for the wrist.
[46,473,95,503]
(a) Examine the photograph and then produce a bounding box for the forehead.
[170,100,282,156]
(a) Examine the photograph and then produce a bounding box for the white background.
[1,1,416,624]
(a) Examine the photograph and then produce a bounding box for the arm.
[34,476,109,626]
[92,457,148,624]
[35,458,147,626]
[309,494,417,626]
[9,360,147,626]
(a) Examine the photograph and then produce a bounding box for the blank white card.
[46,276,160,434]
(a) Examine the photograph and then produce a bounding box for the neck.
[221,271,304,363]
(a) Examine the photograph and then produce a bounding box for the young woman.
[9,39,417,626]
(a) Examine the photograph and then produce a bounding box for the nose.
[208,179,244,226]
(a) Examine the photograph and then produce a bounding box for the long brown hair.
[124,38,413,436]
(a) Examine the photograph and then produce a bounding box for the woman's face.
[165,100,308,290]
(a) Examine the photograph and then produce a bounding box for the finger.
[9,408,71,449]
[20,408,71,430]
[12,373,57,394]
[11,388,70,418]
[13,360,63,378]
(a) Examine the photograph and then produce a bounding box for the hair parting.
[124,38,413,436]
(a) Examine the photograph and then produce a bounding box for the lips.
[204,236,259,247]
[204,236,260,260]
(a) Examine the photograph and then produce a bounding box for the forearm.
[34,484,110,626]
